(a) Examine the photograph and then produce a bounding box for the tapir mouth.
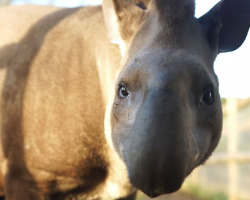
[124,152,192,198]
[121,136,195,197]
[138,175,185,198]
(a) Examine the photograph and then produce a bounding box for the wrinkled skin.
[0,0,249,199]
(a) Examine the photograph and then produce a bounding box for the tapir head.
[103,0,250,197]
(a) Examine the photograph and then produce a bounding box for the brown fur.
[0,5,133,200]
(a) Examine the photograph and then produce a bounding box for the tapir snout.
[121,89,197,197]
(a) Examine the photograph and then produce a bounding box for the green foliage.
[221,98,227,105]
[183,183,227,200]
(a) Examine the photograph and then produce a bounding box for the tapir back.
[0,5,128,199]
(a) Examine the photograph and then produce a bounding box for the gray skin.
[0,0,249,199]
[110,14,223,197]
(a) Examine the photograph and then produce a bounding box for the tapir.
[0,0,249,199]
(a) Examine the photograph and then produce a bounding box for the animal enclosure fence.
[187,97,250,200]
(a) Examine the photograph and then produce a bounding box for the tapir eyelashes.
[118,84,129,99]
[202,87,214,105]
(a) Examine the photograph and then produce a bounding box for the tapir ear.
[102,0,147,47]
[199,0,250,53]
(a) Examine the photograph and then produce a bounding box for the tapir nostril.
[195,151,200,162]
[192,134,200,162]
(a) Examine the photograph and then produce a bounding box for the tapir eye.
[118,84,129,99]
[202,88,214,105]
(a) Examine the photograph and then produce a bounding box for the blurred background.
[0,0,249,200]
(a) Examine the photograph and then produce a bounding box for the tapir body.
[0,0,249,199]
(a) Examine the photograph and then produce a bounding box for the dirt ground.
[139,191,201,200]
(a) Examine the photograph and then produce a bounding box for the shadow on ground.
[0,191,200,200]
[138,191,200,200]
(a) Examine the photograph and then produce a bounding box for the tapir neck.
[76,6,122,106]
[76,6,134,198]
